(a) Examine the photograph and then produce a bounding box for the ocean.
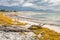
[19,12,60,33]
[29,13,60,25]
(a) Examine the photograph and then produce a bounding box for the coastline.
[2,12,60,33]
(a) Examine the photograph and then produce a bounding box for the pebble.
[0,31,37,40]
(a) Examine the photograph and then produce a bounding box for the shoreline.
[1,12,60,33]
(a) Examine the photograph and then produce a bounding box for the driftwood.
[0,25,31,32]
[0,24,43,32]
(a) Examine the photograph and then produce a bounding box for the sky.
[0,0,60,12]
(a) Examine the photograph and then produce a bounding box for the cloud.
[0,0,25,6]
[0,0,60,7]
[50,0,60,3]
[22,3,34,7]
[0,0,60,12]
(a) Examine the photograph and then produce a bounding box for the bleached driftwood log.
[0,25,31,32]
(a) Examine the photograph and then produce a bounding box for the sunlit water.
[30,13,60,25]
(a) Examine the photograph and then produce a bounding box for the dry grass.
[29,26,60,40]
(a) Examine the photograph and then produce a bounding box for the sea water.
[30,13,60,25]
[30,13,60,33]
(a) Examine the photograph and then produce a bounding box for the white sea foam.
[19,20,60,33]
[42,25,60,33]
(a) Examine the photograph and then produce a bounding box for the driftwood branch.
[0,25,31,32]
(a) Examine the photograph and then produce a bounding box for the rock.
[0,31,37,40]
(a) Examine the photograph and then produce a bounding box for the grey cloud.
[0,0,60,12]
